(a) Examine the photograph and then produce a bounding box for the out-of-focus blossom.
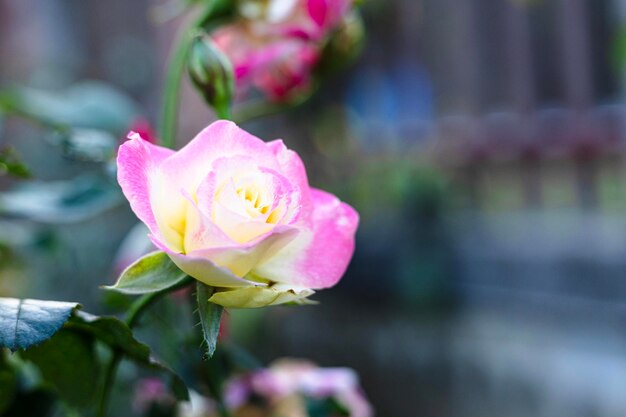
[238,0,352,41]
[117,121,358,308]
[208,0,354,102]
[212,26,320,101]
[178,359,373,417]
[133,378,176,414]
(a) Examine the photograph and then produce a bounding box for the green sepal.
[105,251,189,295]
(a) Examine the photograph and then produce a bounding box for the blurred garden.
[3,1,626,417]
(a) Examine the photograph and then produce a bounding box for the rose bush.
[117,120,358,308]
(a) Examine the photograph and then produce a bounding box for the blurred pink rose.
[220,359,373,417]
[133,378,175,413]
[211,0,352,102]
[239,0,352,41]
[117,121,358,308]
[212,25,320,102]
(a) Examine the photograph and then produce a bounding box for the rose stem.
[159,4,217,149]
[96,277,193,417]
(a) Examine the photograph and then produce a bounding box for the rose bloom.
[211,0,352,102]
[117,121,358,308]
[212,26,320,102]
[238,0,352,41]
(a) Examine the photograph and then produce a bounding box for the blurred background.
[4,0,626,416]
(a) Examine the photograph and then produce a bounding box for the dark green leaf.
[0,148,31,178]
[196,283,223,360]
[0,298,79,351]
[66,312,188,401]
[305,396,351,417]
[2,388,58,417]
[105,251,189,295]
[0,350,17,413]
[21,329,99,408]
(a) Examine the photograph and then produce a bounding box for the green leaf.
[105,251,189,295]
[196,282,223,360]
[56,128,118,162]
[0,350,17,414]
[0,148,31,178]
[0,175,123,223]
[2,388,58,417]
[66,311,188,401]
[0,298,79,351]
[305,396,351,417]
[0,81,139,135]
[21,329,99,408]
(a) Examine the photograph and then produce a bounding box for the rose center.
[215,172,284,226]
[236,180,271,218]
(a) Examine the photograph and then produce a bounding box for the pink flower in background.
[117,120,358,308]
[133,378,175,413]
[239,0,352,41]
[218,359,373,417]
[213,26,320,101]
[251,38,320,101]
[211,0,353,101]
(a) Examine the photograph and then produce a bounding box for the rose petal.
[150,235,259,288]
[252,189,358,288]
[192,227,300,278]
[159,121,278,195]
[208,284,315,308]
[307,0,329,27]
[182,191,234,252]
[117,132,174,235]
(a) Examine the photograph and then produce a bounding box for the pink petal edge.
[117,132,174,234]
[252,189,358,289]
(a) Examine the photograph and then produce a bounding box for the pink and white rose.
[117,121,358,308]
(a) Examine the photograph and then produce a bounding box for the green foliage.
[0,148,31,178]
[0,81,139,135]
[2,388,58,417]
[21,330,99,408]
[0,175,123,223]
[0,297,189,411]
[315,11,365,77]
[196,282,223,359]
[0,298,79,351]
[67,311,189,401]
[305,396,351,417]
[55,128,119,163]
[0,350,18,413]
[106,251,190,295]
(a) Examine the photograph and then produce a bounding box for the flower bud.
[188,34,235,118]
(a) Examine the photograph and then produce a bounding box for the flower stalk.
[159,5,218,149]
[96,277,193,417]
